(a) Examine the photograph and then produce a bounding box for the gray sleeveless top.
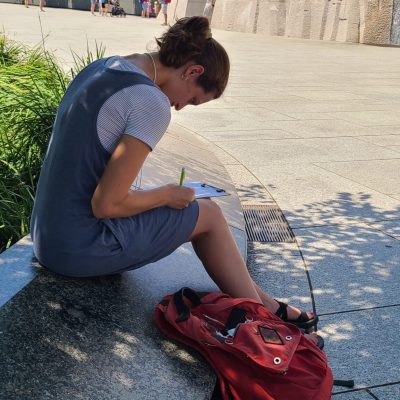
[30,57,156,271]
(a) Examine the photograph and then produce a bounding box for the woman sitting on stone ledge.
[30,16,322,347]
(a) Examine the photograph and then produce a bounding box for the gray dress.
[30,57,199,277]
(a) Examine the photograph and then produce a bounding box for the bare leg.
[189,201,313,313]
[188,200,262,302]
[188,200,317,345]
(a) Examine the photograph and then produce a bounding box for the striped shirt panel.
[97,56,171,153]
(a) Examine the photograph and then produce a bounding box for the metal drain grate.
[242,205,295,243]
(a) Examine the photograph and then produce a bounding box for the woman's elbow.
[91,197,113,219]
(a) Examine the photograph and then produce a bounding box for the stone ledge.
[0,123,246,399]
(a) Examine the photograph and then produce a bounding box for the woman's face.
[161,65,216,111]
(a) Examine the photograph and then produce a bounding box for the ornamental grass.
[0,33,105,252]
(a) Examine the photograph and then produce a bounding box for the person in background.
[99,0,106,15]
[24,0,45,11]
[105,0,111,15]
[153,0,159,17]
[141,0,149,17]
[90,0,97,15]
[159,0,169,25]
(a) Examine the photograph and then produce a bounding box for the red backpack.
[155,287,334,400]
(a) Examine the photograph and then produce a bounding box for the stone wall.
[210,0,399,45]
[164,0,207,23]
[391,0,400,44]
[2,0,398,45]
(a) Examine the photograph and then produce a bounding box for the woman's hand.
[163,184,196,209]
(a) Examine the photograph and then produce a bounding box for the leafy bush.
[0,34,105,253]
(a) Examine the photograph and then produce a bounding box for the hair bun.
[156,17,211,68]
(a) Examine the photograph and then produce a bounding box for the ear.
[184,64,205,79]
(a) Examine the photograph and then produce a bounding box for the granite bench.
[0,123,247,400]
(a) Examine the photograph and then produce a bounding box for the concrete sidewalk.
[1,4,399,399]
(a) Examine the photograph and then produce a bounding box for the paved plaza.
[1,3,399,399]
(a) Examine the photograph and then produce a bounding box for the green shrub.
[0,34,105,253]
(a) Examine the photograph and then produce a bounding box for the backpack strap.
[173,287,204,323]
[333,379,354,388]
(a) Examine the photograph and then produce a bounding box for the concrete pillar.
[336,0,361,42]
[256,0,287,36]
[360,0,394,44]
[164,0,207,23]
[286,0,307,38]
[391,0,400,44]
[211,0,257,33]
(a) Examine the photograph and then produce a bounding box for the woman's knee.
[188,199,226,240]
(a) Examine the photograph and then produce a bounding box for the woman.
[31,17,321,346]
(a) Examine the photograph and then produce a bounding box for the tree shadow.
[0,264,214,399]
[243,184,400,389]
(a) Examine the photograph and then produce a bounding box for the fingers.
[164,184,195,208]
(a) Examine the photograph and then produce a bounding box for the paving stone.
[223,84,292,98]
[215,137,400,166]
[320,307,400,392]
[223,164,275,205]
[370,384,400,400]
[172,108,290,132]
[267,119,380,138]
[199,96,250,109]
[224,94,307,103]
[247,242,313,310]
[387,145,400,154]
[209,145,240,165]
[282,112,338,120]
[166,123,213,151]
[357,134,400,147]
[195,129,300,142]
[368,219,400,240]
[378,125,400,134]
[284,90,369,101]
[250,162,400,227]
[173,105,296,133]
[246,100,390,115]
[332,391,373,399]
[295,224,400,314]
[327,111,400,126]
[314,159,400,195]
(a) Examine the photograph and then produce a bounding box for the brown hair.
[156,16,230,98]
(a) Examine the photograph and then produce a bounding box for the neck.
[124,53,159,84]
[146,52,157,84]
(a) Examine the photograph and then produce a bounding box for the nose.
[175,103,186,111]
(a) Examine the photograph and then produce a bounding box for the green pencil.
[179,167,186,186]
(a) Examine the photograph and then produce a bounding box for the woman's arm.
[91,135,195,219]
